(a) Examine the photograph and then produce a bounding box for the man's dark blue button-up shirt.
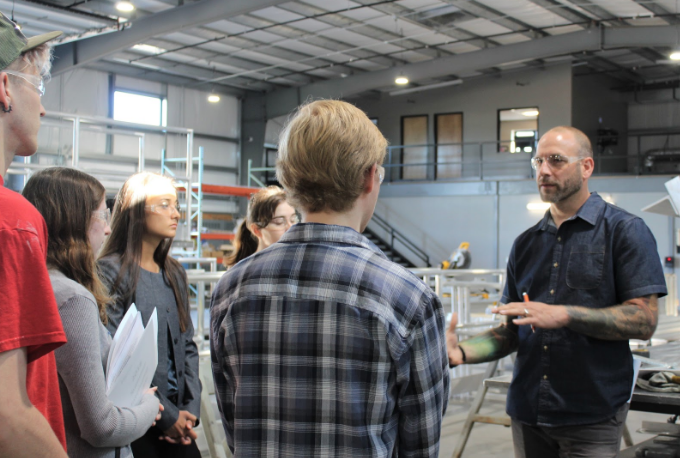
[502,193,667,427]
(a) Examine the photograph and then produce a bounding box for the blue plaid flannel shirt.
[210,223,449,457]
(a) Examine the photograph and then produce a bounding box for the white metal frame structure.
[6,110,198,252]
[162,146,204,258]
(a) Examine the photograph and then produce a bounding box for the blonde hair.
[8,43,54,78]
[276,99,387,213]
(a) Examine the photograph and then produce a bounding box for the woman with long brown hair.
[97,172,200,458]
[23,167,161,458]
[224,185,298,268]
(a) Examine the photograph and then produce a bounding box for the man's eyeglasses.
[145,202,181,214]
[266,214,299,228]
[4,70,45,96]
[92,208,111,224]
[531,155,584,171]
[377,164,385,184]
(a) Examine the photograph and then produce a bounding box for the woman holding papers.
[224,185,298,268]
[23,168,162,458]
[99,172,201,458]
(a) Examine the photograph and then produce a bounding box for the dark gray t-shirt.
[138,268,179,396]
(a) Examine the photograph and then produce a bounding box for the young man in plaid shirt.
[210,99,449,457]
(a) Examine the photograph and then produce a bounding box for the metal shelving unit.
[163,147,261,258]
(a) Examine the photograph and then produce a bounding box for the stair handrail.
[369,213,431,267]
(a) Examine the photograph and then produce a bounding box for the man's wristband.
[449,345,467,369]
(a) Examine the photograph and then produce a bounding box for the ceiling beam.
[133,37,318,85]
[265,25,680,117]
[226,14,392,70]
[85,61,248,96]
[276,2,451,61]
[525,0,591,23]
[561,0,627,26]
[350,0,497,50]
[441,0,546,38]
[51,0,291,75]
[577,53,645,84]
[632,0,680,25]
[110,51,282,90]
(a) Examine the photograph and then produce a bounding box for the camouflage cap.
[0,12,61,71]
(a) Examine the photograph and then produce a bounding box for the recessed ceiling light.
[522,110,539,117]
[116,1,135,12]
[395,76,409,85]
[670,52,680,61]
[132,44,165,54]
[208,94,220,103]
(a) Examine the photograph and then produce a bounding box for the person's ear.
[249,223,263,239]
[581,156,594,179]
[0,72,12,113]
[363,164,377,194]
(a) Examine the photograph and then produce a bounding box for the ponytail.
[224,220,259,268]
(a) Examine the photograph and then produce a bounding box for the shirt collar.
[534,192,604,231]
[277,222,387,258]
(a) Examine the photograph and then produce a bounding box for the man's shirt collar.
[277,222,388,258]
[535,192,603,232]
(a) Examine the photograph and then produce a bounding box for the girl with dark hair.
[98,172,201,458]
[23,167,162,458]
[224,185,298,268]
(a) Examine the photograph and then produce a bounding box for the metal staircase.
[363,213,431,268]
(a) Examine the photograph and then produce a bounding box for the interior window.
[498,107,538,154]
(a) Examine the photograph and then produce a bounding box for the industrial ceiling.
[6,0,680,98]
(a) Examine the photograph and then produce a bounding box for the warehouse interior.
[6,0,680,456]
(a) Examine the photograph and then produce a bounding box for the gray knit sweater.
[50,269,159,458]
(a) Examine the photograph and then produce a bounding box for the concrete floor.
[438,393,671,458]
[193,391,670,458]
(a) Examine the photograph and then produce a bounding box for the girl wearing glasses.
[22,168,162,458]
[224,185,298,268]
[98,172,201,458]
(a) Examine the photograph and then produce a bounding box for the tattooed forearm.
[460,316,519,364]
[566,295,658,340]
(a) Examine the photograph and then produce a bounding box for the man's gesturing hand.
[492,301,569,330]
[447,313,465,366]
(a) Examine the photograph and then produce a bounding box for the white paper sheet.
[628,356,643,403]
[106,307,158,408]
[106,303,142,389]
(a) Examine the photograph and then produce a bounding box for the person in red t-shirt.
[0,12,68,458]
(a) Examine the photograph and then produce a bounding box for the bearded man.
[447,126,667,458]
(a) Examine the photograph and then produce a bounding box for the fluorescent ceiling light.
[515,130,535,138]
[522,110,539,117]
[671,52,680,61]
[390,79,463,96]
[116,1,135,12]
[395,76,409,85]
[527,202,551,211]
[208,94,220,103]
[132,44,165,54]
